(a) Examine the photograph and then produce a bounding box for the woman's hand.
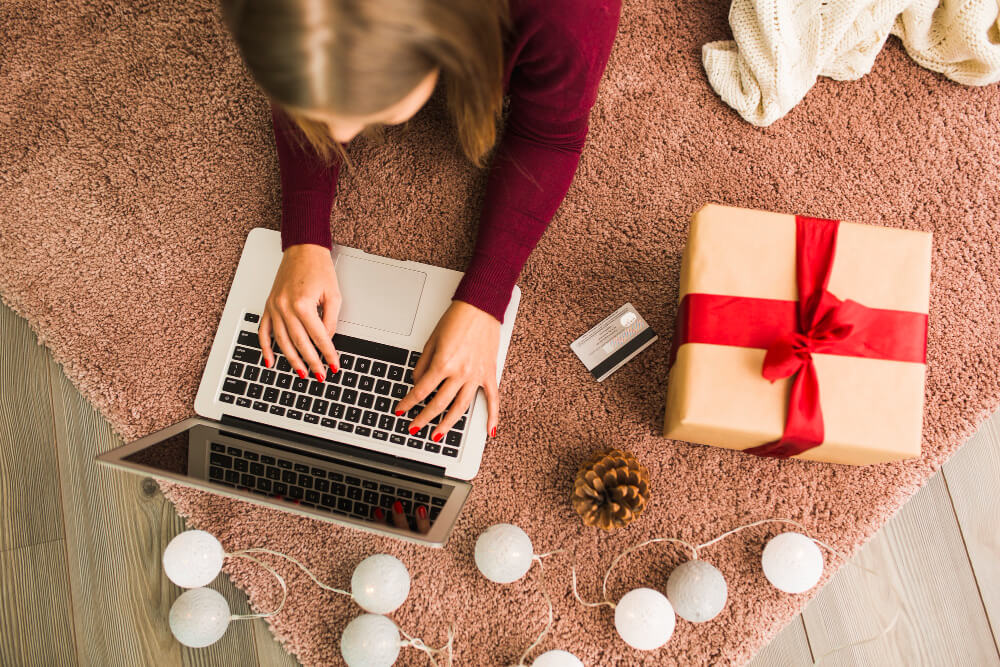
[394,300,501,442]
[258,243,341,381]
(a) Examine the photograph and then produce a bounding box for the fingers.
[411,336,436,384]
[270,315,307,377]
[415,505,430,534]
[484,378,499,438]
[408,377,463,433]
[319,296,341,371]
[295,300,339,377]
[431,382,478,441]
[281,314,326,380]
[391,501,409,530]
[258,311,274,368]
[394,364,446,416]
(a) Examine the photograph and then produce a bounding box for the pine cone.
[571,449,651,531]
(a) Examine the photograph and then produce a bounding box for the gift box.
[663,204,932,465]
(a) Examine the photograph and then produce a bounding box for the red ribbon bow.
[670,215,927,459]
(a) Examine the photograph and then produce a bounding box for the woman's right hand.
[258,243,341,381]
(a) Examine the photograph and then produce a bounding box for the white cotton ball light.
[351,554,411,614]
[532,649,585,667]
[168,587,232,648]
[341,613,402,667]
[474,523,534,584]
[613,587,676,651]
[666,559,728,622]
[163,530,225,588]
[761,532,824,594]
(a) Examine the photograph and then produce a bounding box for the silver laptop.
[97,227,521,546]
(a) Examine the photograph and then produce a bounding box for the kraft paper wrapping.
[663,204,932,465]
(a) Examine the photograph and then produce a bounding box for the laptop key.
[394,420,410,435]
[430,507,441,520]
[338,354,355,370]
[243,365,260,382]
[443,447,459,457]
[210,453,232,468]
[329,404,345,419]
[273,482,288,496]
[288,486,304,500]
[404,369,414,384]
[378,415,395,430]
[219,393,235,404]
[341,372,358,388]
[315,478,330,493]
[286,409,303,420]
[346,407,362,423]
[391,383,408,399]
[269,405,285,417]
[375,396,393,413]
[358,375,374,392]
[446,432,462,446]
[355,358,371,374]
[260,369,277,385]
[431,497,445,507]
[408,351,421,367]
[282,470,296,484]
[407,438,423,449]
[232,346,261,364]
[338,422,354,433]
[263,387,279,403]
[296,395,312,411]
[276,373,292,389]
[304,413,319,424]
[358,392,374,409]
[241,473,255,487]
[308,380,324,397]
[373,430,389,441]
[250,462,264,476]
[347,486,363,501]
[371,361,387,377]
[225,470,239,484]
[244,312,260,323]
[256,478,272,492]
[292,377,309,393]
[238,330,261,349]
[337,498,353,512]
[228,361,244,377]
[375,380,392,396]
[277,357,292,372]
[425,442,441,453]
[298,474,312,488]
[325,385,341,401]
[390,434,406,446]
[305,490,320,504]
[223,378,247,395]
[341,389,358,405]
[311,398,329,414]
[236,397,252,408]
[387,365,405,381]
[247,383,263,399]
[355,426,372,437]
[266,466,281,480]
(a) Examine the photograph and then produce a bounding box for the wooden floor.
[0,298,997,666]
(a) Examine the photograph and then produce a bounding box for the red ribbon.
[670,215,928,458]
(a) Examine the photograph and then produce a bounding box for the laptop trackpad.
[335,254,426,336]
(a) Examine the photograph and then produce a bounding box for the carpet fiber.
[2,1,999,665]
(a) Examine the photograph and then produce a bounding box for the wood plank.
[0,539,78,666]
[801,472,999,666]
[943,410,1000,649]
[0,300,63,551]
[252,619,303,667]
[746,616,813,666]
[49,359,259,667]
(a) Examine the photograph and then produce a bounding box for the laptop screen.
[117,420,462,541]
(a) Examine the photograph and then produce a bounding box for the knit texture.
[704,0,1000,126]
[1,0,999,665]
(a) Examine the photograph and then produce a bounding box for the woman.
[222,0,620,444]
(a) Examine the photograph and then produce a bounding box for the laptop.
[97,227,521,546]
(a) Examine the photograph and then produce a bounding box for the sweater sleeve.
[271,103,340,251]
[452,1,621,322]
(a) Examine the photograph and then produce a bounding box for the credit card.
[570,303,658,382]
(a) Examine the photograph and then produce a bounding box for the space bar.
[332,334,409,365]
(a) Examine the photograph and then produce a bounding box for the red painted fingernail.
[432,433,443,442]
[297,369,306,379]
[264,358,271,368]
[374,508,385,521]
[395,410,404,417]
[393,501,404,514]
[417,505,427,519]
[409,426,418,435]
[315,372,325,382]
[490,426,497,438]
[332,366,340,374]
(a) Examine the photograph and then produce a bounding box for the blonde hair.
[222,0,508,167]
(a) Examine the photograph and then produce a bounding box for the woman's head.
[222,0,508,166]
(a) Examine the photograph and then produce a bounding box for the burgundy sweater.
[272,0,621,322]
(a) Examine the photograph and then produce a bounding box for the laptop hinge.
[219,413,447,478]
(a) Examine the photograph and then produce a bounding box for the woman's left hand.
[394,300,501,442]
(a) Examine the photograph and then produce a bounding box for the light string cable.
[229,546,455,664]
[569,518,902,664]
[697,518,903,666]
[511,549,566,667]
[571,537,698,609]
[225,551,289,620]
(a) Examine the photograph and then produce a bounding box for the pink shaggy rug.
[2,0,999,664]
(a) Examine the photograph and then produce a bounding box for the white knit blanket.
[703,0,1000,126]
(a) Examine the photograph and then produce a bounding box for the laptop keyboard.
[217,313,467,459]
[207,442,445,526]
